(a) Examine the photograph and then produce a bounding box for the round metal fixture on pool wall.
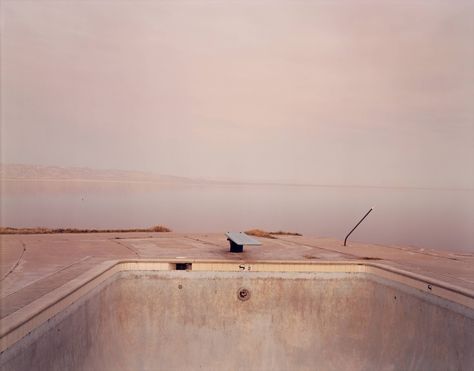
[237,288,251,301]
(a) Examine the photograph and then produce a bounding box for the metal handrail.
[344,207,373,246]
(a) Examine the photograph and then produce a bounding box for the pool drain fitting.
[237,288,251,301]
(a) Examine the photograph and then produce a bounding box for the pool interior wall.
[1,270,473,371]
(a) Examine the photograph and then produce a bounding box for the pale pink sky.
[1,0,473,188]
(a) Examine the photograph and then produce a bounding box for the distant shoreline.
[1,177,472,192]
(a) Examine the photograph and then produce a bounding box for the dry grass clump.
[245,229,276,239]
[245,229,302,239]
[148,225,171,232]
[269,230,303,237]
[0,225,171,235]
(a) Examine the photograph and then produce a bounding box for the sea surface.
[1,180,473,252]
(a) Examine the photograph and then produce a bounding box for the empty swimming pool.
[1,261,473,371]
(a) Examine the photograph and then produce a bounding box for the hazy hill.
[0,164,200,185]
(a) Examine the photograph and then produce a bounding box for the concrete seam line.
[110,239,140,257]
[0,241,26,282]
[1,256,93,299]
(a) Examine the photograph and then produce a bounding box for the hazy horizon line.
[1,163,473,192]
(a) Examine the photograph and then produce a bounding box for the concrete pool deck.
[1,232,473,321]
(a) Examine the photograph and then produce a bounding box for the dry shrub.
[245,229,302,239]
[149,225,171,232]
[0,226,172,235]
[245,229,276,239]
[269,230,302,236]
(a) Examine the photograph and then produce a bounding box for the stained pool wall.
[1,271,473,371]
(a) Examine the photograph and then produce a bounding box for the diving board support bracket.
[226,232,262,253]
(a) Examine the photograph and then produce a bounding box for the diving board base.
[228,239,244,253]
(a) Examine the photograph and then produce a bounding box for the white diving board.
[226,232,262,253]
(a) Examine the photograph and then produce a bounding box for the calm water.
[1,180,473,252]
